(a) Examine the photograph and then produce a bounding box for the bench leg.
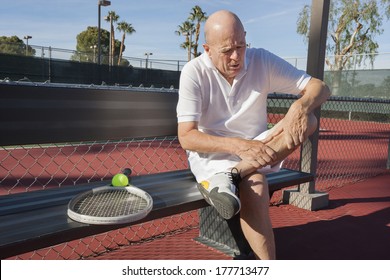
[195,206,254,259]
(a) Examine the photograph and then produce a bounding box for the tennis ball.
[111,173,129,187]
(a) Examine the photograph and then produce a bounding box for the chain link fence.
[0,43,188,72]
[2,91,388,260]
[284,53,390,71]
[317,97,389,189]
[1,137,188,195]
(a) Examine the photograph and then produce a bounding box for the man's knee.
[240,173,269,199]
[306,112,318,138]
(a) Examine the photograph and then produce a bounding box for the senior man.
[177,10,331,259]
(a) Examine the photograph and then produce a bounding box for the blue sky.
[1,0,390,62]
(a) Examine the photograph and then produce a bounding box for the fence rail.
[1,42,390,71]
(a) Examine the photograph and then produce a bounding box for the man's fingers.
[299,124,310,143]
[264,146,277,161]
[293,133,301,146]
[262,126,283,144]
[255,146,277,167]
[261,135,273,144]
[285,133,294,150]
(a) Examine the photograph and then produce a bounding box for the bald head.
[202,10,247,85]
[204,10,245,45]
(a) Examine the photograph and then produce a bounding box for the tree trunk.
[111,23,115,66]
[187,36,191,61]
[118,35,125,65]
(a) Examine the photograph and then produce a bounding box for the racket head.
[67,185,153,225]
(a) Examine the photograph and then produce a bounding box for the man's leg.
[235,112,318,178]
[196,113,318,252]
[235,112,318,259]
[239,172,275,260]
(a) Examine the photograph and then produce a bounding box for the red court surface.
[88,171,390,260]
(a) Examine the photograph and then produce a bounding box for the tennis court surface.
[87,172,390,260]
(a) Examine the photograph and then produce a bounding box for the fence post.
[48,46,52,83]
[387,135,390,169]
[283,0,330,210]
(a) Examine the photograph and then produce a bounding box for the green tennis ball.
[111,173,129,187]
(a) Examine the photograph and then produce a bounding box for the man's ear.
[203,44,210,55]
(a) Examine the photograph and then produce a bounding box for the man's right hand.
[236,139,277,169]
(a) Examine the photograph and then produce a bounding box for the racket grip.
[122,168,132,181]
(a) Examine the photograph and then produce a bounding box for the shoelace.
[229,167,242,188]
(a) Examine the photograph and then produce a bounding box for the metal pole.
[299,0,330,193]
[106,14,112,85]
[387,135,390,169]
[25,38,28,56]
[109,15,112,67]
[144,52,153,69]
[97,3,102,65]
[23,35,32,56]
[48,46,52,83]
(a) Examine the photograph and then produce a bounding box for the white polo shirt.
[177,48,311,181]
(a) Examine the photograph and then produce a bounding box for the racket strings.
[73,189,148,217]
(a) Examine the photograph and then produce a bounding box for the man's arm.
[234,78,331,178]
[265,77,331,149]
[178,122,277,168]
[178,122,235,153]
[178,77,331,177]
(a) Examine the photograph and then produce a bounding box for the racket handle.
[122,168,132,181]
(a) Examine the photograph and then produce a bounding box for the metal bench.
[0,82,314,259]
[0,168,313,259]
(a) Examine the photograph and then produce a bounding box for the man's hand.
[264,103,313,150]
[282,102,311,149]
[263,78,330,150]
[236,139,277,169]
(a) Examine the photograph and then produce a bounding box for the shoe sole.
[197,183,240,220]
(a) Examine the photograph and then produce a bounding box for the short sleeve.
[176,63,202,123]
[264,50,311,94]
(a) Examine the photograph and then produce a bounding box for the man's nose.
[230,49,239,60]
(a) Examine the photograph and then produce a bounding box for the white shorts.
[187,128,283,182]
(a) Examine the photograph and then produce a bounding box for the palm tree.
[188,5,208,58]
[105,11,120,66]
[117,21,136,65]
[175,20,195,61]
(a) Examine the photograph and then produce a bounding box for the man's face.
[204,29,246,84]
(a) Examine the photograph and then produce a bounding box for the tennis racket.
[67,185,153,225]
